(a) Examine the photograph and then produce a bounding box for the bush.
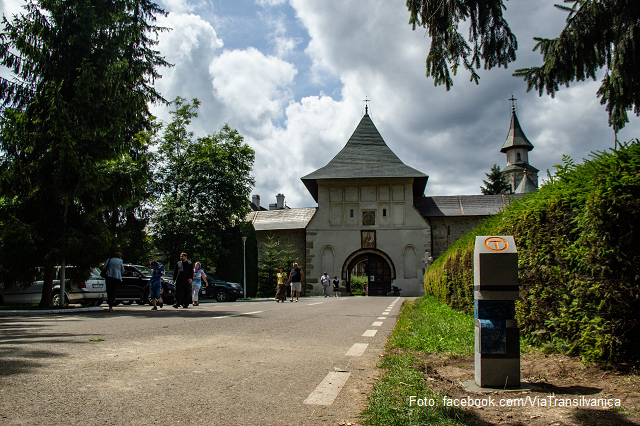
[425,141,640,365]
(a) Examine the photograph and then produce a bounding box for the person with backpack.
[149,260,164,310]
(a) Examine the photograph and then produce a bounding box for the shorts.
[149,285,162,300]
[290,281,301,292]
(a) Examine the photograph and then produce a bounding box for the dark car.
[200,277,243,302]
[117,264,175,305]
[165,270,242,303]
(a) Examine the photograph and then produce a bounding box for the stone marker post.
[474,235,520,388]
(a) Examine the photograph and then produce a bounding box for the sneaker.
[151,306,157,310]
[173,304,179,309]
[159,301,163,308]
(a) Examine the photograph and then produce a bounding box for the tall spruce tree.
[406,0,640,130]
[0,0,169,306]
[481,164,510,195]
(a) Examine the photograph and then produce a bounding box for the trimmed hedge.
[424,141,640,365]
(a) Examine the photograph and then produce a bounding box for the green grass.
[361,296,474,426]
[387,296,474,355]
[361,353,466,426]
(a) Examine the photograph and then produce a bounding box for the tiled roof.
[301,114,428,202]
[415,194,527,217]
[515,175,538,194]
[503,163,539,173]
[246,207,317,231]
[501,110,534,152]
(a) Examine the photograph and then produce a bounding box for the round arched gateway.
[342,249,395,296]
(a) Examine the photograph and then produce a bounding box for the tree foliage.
[150,97,255,270]
[480,164,510,194]
[407,0,640,130]
[425,140,640,364]
[513,0,640,131]
[256,234,296,298]
[0,0,169,306]
[406,0,517,89]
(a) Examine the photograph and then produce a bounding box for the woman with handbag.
[102,252,125,311]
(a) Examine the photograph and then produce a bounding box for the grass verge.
[360,296,474,425]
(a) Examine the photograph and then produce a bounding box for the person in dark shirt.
[288,262,304,302]
[173,252,193,308]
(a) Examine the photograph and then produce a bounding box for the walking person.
[149,260,164,310]
[275,266,288,302]
[320,272,331,297]
[173,252,194,308]
[103,252,124,312]
[288,262,304,302]
[332,276,340,297]
[192,262,208,306]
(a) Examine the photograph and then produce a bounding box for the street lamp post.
[242,236,247,299]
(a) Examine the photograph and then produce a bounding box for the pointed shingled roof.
[301,113,428,202]
[515,174,537,194]
[501,109,534,153]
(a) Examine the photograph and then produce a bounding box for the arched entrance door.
[343,249,395,296]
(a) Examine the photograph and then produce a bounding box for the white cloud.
[209,47,297,138]
[256,0,287,7]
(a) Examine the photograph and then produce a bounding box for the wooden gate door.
[366,253,392,296]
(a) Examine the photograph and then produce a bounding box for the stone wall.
[430,216,487,259]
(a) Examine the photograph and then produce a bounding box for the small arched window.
[517,152,522,161]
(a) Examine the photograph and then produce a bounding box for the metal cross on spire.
[509,93,517,113]
[363,96,371,115]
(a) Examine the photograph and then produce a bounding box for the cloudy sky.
[2,0,639,208]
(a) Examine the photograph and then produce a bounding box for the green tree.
[406,0,640,130]
[215,223,258,297]
[0,0,169,306]
[257,234,295,298]
[480,164,510,195]
[151,97,255,271]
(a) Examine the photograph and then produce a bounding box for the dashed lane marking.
[362,329,378,337]
[345,343,369,356]
[303,371,351,405]
[372,321,383,327]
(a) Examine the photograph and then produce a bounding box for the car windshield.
[133,266,153,276]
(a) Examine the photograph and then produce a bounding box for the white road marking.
[304,371,351,405]
[372,321,383,327]
[345,343,369,356]
[377,317,386,320]
[212,310,263,319]
[307,302,323,306]
[362,329,378,337]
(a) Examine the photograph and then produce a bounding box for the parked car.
[0,266,105,307]
[200,277,243,302]
[117,264,175,306]
[165,269,242,303]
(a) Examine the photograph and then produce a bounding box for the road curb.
[0,306,104,316]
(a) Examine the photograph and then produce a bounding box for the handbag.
[100,258,111,279]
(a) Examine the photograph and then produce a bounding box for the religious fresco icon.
[361,230,376,248]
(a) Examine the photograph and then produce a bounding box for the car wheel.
[215,289,229,303]
[51,293,68,307]
[144,289,152,306]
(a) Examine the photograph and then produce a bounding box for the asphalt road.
[0,296,407,425]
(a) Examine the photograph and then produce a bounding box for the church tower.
[501,98,538,193]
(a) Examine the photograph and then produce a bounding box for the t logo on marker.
[484,237,508,252]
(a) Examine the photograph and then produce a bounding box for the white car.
[0,267,106,307]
